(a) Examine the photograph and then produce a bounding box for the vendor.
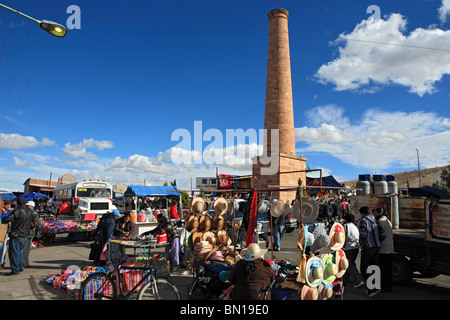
[169,201,179,220]
[114,212,135,238]
[141,214,180,272]
[227,242,275,300]
[72,204,81,222]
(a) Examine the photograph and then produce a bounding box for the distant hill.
[340,165,449,189]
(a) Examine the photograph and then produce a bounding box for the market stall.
[184,172,359,301]
[123,185,181,237]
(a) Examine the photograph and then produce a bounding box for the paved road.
[0,232,449,300]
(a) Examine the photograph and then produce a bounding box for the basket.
[150,260,169,278]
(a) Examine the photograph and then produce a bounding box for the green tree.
[181,191,190,208]
[432,166,450,195]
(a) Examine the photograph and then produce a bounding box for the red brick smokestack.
[264,8,296,157]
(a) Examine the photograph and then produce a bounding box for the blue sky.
[0,0,449,192]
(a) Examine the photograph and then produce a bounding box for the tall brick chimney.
[264,8,296,157]
[253,8,307,201]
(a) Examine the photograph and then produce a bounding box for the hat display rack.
[262,169,360,300]
[180,169,359,299]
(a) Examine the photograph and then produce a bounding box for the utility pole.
[416,148,422,187]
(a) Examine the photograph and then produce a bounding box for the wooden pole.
[269,191,274,261]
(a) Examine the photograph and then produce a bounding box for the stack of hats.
[282,218,349,300]
[188,197,237,266]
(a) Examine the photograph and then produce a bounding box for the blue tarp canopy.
[0,192,16,200]
[306,175,344,188]
[124,186,180,197]
[14,192,54,203]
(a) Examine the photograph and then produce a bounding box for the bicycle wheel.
[78,272,117,300]
[137,278,181,300]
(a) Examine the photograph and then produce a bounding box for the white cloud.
[0,133,55,149]
[9,156,35,168]
[108,154,178,174]
[63,138,114,160]
[315,13,450,96]
[295,105,450,171]
[439,0,450,23]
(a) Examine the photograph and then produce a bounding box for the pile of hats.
[187,197,238,266]
[281,221,349,300]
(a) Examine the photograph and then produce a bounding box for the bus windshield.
[76,187,111,198]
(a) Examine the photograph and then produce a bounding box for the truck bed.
[393,228,425,240]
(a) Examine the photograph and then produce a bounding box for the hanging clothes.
[245,189,258,247]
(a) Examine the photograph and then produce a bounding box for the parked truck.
[350,194,450,285]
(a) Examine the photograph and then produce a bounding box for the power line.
[5,34,49,133]
[1,0,65,132]
[14,9,450,53]
[0,13,33,128]
[0,0,11,65]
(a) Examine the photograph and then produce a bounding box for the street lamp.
[0,3,67,38]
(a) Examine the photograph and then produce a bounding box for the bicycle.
[258,279,277,300]
[78,257,181,300]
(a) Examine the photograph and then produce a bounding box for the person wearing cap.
[0,198,12,270]
[93,209,121,266]
[1,197,33,275]
[22,201,39,268]
[227,243,275,300]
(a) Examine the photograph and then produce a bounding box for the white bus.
[53,180,113,220]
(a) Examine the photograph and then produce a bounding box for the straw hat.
[319,203,333,220]
[318,283,333,300]
[300,285,319,300]
[189,231,204,250]
[283,201,292,217]
[202,231,217,246]
[199,214,212,232]
[190,197,206,214]
[214,198,228,215]
[212,213,225,231]
[216,229,229,247]
[208,250,225,262]
[194,241,213,261]
[328,222,346,251]
[297,225,315,253]
[321,253,338,285]
[186,215,199,232]
[271,199,285,218]
[334,249,349,278]
[293,198,319,224]
[239,243,267,261]
[306,256,324,287]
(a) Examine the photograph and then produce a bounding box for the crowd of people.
[342,206,394,297]
[0,192,394,300]
[0,196,40,275]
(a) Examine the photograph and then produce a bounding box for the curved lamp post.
[0,3,67,38]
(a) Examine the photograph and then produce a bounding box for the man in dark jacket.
[2,197,33,275]
[358,206,386,297]
[93,209,121,266]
